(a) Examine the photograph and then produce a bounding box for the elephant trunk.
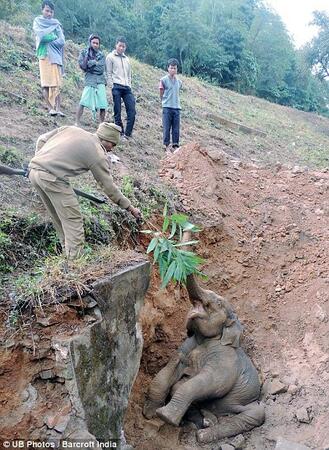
[186,273,208,303]
[188,303,207,320]
[181,230,208,304]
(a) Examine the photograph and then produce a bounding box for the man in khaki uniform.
[29,122,141,259]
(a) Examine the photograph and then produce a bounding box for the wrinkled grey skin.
[143,272,265,443]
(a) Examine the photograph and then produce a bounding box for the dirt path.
[125,144,329,450]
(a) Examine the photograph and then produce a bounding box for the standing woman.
[33,0,65,116]
[75,34,108,126]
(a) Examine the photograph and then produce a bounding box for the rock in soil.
[295,407,312,424]
[230,434,246,449]
[275,437,311,449]
[220,445,235,450]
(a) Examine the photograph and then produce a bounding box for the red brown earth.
[1,21,329,450]
[0,250,145,443]
[1,142,329,449]
[124,143,329,450]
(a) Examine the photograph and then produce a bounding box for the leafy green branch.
[142,205,206,288]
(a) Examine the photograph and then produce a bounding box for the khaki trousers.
[29,169,85,259]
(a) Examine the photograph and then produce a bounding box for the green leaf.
[147,237,158,253]
[169,221,177,239]
[173,263,182,282]
[181,266,187,283]
[159,238,169,253]
[182,222,201,232]
[161,260,177,288]
[179,250,196,256]
[162,216,170,232]
[159,256,169,279]
[154,244,161,262]
[171,213,188,225]
[167,243,173,262]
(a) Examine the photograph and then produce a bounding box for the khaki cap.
[96,122,121,145]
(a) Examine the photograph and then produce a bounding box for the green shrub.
[0,145,23,166]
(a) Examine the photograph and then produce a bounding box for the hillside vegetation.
[2,0,329,115]
[1,20,329,282]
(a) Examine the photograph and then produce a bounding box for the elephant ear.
[220,315,243,348]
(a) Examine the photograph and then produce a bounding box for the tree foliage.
[305,11,329,80]
[2,0,329,115]
[0,0,39,24]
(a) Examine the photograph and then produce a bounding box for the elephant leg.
[143,352,186,419]
[200,409,218,428]
[170,375,189,396]
[156,373,215,426]
[144,337,197,419]
[184,405,204,429]
[197,402,265,444]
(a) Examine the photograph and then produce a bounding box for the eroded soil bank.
[124,144,329,450]
[0,254,149,447]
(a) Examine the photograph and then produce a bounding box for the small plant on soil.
[143,205,206,288]
[0,230,12,272]
[0,145,23,166]
[5,246,143,321]
[122,175,134,197]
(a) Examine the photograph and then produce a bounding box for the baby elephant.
[143,275,265,444]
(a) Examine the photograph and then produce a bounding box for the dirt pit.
[124,143,329,450]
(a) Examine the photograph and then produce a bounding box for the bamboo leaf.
[182,222,201,232]
[159,256,169,279]
[162,216,170,232]
[161,260,177,288]
[169,221,177,239]
[171,213,188,225]
[167,243,173,262]
[179,250,196,256]
[181,265,187,283]
[147,237,158,253]
[154,244,161,262]
[163,203,168,217]
[174,263,182,282]
[141,230,154,234]
[159,238,169,253]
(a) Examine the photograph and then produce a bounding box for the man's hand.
[127,205,142,219]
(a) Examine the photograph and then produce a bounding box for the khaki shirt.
[29,126,131,209]
[106,50,132,88]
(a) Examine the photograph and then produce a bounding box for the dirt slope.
[1,20,329,450]
[125,144,329,450]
